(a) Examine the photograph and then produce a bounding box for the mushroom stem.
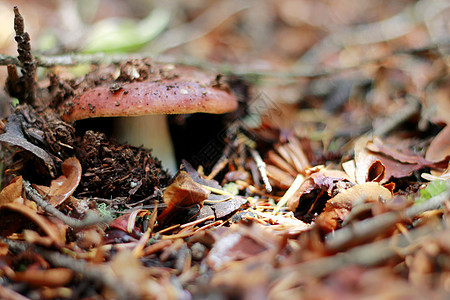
[114,115,177,173]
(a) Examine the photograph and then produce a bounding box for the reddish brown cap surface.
[59,61,238,122]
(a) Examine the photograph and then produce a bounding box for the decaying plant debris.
[0,4,449,300]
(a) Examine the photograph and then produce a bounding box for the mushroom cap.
[59,61,238,122]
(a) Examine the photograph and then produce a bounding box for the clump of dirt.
[75,130,171,202]
[0,105,171,204]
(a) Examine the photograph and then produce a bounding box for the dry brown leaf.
[0,203,65,246]
[108,209,150,238]
[426,125,450,163]
[368,137,429,165]
[0,114,56,175]
[46,157,82,207]
[427,83,450,125]
[315,182,393,233]
[287,169,351,211]
[0,176,23,205]
[157,171,211,224]
[207,223,282,270]
[355,136,448,183]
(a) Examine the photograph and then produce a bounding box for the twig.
[0,237,132,300]
[39,249,133,300]
[23,180,111,228]
[248,146,272,193]
[0,285,30,300]
[290,224,446,278]
[325,190,450,252]
[0,43,446,80]
[273,174,305,215]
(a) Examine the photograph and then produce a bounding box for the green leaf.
[416,179,450,205]
[82,7,170,53]
[223,182,239,196]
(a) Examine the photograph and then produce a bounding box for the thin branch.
[248,146,272,193]
[290,224,447,278]
[23,179,111,228]
[0,43,446,81]
[325,190,450,252]
[0,237,133,300]
[37,248,133,300]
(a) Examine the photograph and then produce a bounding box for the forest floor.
[0,1,449,299]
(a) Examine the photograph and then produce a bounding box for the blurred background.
[1,0,448,88]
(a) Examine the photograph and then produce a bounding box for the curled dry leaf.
[45,157,82,207]
[315,182,393,233]
[355,136,448,184]
[287,169,352,212]
[157,171,211,225]
[108,209,150,237]
[0,203,65,246]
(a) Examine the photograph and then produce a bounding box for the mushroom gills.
[114,114,177,173]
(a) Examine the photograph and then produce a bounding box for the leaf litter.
[0,2,449,299]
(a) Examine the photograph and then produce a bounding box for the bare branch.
[23,179,111,228]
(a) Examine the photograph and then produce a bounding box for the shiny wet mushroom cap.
[59,61,238,173]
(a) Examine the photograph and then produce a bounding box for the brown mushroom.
[59,61,238,172]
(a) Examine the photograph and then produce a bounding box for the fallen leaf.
[287,169,352,212]
[0,113,55,176]
[0,176,23,205]
[355,136,448,183]
[426,125,450,163]
[206,195,248,219]
[207,223,282,270]
[0,203,65,246]
[44,157,82,207]
[108,209,150,238]
[315,182,393,233]
[157,171,210,225]
[368,137,430,165]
